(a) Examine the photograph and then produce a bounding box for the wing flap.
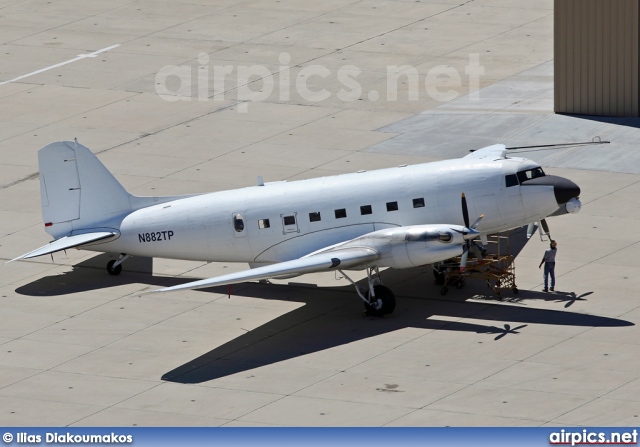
[8,231,117,262]
[148,247,380,294]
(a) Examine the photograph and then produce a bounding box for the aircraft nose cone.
[554,177,581,205]
[520,175,581,204]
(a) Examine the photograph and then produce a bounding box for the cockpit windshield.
[517,167,545,184]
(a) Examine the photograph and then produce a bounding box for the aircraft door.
[232,212,247,238]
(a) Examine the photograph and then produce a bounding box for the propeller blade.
[541,218,550,235]
[461,193,470,229]
[470,214,484,230]
[460,244,469,272]
[526,223,537,239]
[470,242,483,260]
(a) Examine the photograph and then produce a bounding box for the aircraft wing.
[147,247,380,294]
[8,231,117,262]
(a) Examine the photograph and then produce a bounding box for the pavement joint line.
[0,3,550,190]
[382,285,610,423]
[69,388,235,427]
[66,380,167,427]
[161,293,353,384]
[129,103,345,184]
[0,45,121,86]
[581,178,640,207]
[169,1,474,102]
[388,11,554,82]
[2,257,633,418]
[106,0,369,93]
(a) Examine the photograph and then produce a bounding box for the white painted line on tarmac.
[0,44,121,86]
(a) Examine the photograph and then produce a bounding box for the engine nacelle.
[382,226,466,269]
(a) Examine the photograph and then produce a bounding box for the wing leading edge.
[147,247,380,294]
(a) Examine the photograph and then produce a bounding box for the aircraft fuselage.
[88,155,571,265]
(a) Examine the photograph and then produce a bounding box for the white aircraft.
[11,141,581,316]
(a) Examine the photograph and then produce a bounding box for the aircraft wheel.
[364,285,396,317]
[433,270,445,285]
[107,260,122,276]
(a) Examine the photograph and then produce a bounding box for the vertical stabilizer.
[39,141,132,238]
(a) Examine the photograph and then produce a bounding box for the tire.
[433,270,445,285]
[364,285,396,317]
[107,260,122,276]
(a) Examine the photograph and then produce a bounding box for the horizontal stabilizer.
[146,247,380,294]
[9,231,117,262]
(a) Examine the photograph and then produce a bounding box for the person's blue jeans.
[544,262,555,290]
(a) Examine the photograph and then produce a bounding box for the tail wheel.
[364,285,396,317]
[107,260,122,276]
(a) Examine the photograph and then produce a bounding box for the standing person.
[539,240,557,292]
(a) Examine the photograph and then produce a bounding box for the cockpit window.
[517,167,545,184]
[505,174,518,187]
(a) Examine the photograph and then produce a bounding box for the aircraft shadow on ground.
[160,276,631,384]
[14,253,632,384]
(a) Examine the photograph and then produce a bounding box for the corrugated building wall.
[555,0,639,116]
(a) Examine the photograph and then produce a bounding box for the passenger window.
[360,205,372,215]
[335,208,347,219]
[413,198,425,208]
[233,214,245,232]
[505,174,518,187]
[258,219,270,229]
[283,215,296,226]
[386,201,398,212]
[309,212,321,222]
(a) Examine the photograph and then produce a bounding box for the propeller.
[458,193,484,271]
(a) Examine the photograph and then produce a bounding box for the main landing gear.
[339,266,396,317]
[106,253,130,275]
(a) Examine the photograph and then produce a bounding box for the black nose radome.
[520,175,581,205]
[553,177,581,204]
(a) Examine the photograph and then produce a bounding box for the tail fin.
[39,141,131,239]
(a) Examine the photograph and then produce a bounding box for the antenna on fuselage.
[504,136,610,152]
